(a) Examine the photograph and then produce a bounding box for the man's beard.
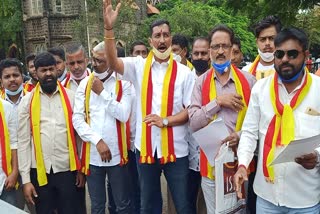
[39,76,57,94]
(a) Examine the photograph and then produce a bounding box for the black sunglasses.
[274,49,301,60]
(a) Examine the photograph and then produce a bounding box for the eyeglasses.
[274,49,302,60]
[210,44,232,51]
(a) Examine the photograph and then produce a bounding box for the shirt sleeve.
[72,79,102,146]
[100,81,133,122]
[122,56,142,84]
[6,103,18,150]
[237,83,260,168]
[188,74,221,132]
[17,95,32,184]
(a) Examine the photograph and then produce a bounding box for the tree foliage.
[0,0,22,49]
[137,0,256,57]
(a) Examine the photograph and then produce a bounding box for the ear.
[148,37,153,48]
[182,47,187,58]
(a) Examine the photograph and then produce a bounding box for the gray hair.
[65,43,87,57]
[93,41,105,52]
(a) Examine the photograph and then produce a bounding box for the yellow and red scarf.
[30,82,80,186]
[0,101,12,177]
[263,70,311,182]
[81,74,129,175]
[140,52,177,164]
[200,65,251,179]
[24,82,35,92]
[248,55,260,77]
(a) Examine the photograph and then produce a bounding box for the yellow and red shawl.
[80,74,129,175]
[263,70,311,182]
[200,65,251,179]
[30,82,80,186]
[140,52,177,164]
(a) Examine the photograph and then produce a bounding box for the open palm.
[103,0,121,29]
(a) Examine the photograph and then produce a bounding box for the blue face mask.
[279,63,305,83]
[212,60,231,74]
[5,84,23,96]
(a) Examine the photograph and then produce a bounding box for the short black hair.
[34,52,57,70]
[130,40,147,55]
[232,37,242,51]
[25,53,36,66]
[274,27,308,51]
[150,19,170,36]
[65,43,86,56]
[117,46,126,57]
[254,15,282,38]
[209,24,235,45]
[0,58,23,77]
[172,34,189,49]
[192,36,210,48]
[48,47,65,61]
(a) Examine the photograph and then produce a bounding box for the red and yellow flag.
[0,101,12,177]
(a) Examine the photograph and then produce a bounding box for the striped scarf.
[0,101,12,177]
[80,74,129,175]
[30,82,80,186]
[140,52,177,164]
[263,70,311,182]
[200,65,251,179]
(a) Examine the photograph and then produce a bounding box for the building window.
[31,0,43,15]
[55,0,63,13]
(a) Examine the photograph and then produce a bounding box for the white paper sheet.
[270,134,320,165]
[192,118,229,166]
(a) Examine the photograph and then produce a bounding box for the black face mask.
[192,59,209,74]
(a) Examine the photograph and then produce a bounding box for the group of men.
[0,1,319,214]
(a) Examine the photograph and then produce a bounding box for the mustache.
[279,62,294,70]
[216,54,225,59]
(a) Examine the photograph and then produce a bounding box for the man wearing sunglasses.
[235,27,320,213]
[243,15,282,80]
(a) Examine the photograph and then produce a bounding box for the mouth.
[263,48,273,53]
[158,46,167,52]
[216,56,225,60]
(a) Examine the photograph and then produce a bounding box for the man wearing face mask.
[188,25,256,214]
[73,41,134,214]
[185,36,211,214]
[235,27,320,213]
[242,15,282,80]
[62,44,91,91]
[191,37,211,77]
[172,34,193,70]
[103,1,195,213]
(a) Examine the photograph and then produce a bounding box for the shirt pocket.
[294,111,320,139]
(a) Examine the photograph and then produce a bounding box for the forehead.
[275,38,302,50]
[37,65,56,71]
[92,50,105,58]
[151,24,170,35]
[211,31,231,44]
[258,26,277,38]
[2,66,20,74]
[66,49,85,60]
[232,44,240,51]
[52,55,64,62]
[172,44,182,50]
[193,40,209,51]
[133,45,147,51]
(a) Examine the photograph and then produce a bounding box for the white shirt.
[0,99,18,195]
[188,68,200,171]
[242,62,275,80]
[238,72,320,208]
[72,73,133,166]
[4,92,24,111]
[122,56,195,159]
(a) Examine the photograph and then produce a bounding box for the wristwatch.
[162,118,169,127]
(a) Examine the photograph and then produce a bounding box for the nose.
[217,46,224,54]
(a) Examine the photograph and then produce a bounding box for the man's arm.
[103,0,124,75]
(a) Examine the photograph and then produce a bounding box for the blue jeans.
[136,150,191,214]
[257,196,320,213]
[188,169,201,214]
[87,164,133,214]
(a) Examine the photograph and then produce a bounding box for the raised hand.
[103,0,122,30]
